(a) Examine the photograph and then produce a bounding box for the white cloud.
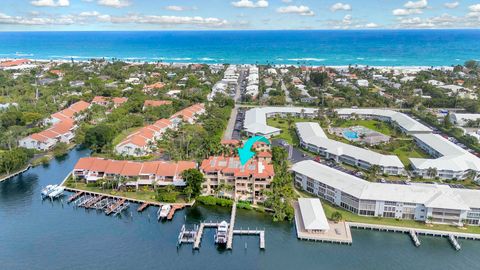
[444,2,459,9]
[330,3,351,12]
[393,0,428,16]
[364,22,379,28]
[342,14,352,24]
[97,0,130,8]
[231,0,268,8]
[281,0,292,2]
[396,13,463,28]
[79,11,100,17]
[404,0,428,9]
[0,12,75,25]
[165,6,196,11]
[469,4,480,12]
[30,0,69,7]
[393,8,423,16]
[106,14,228,27]
[277,5,315,16]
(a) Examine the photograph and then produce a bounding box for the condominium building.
[243,106,318,138]
[115,103,205,157]
[296,122,405,175]
[200,156,275,203]
[410,134,480,179]
[19,101,90,151]
[292,160,480,226]
[73,157,195,187]
[335,108,432,134]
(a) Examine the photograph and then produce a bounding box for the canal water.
[1,147,479,270]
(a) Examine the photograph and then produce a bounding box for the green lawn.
[295,188,480,234]
[334,119,395,136]
[266,117,322,145]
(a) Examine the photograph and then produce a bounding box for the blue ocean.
[0,30,479,66]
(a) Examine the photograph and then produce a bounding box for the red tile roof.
[144,100,172,107]
[0,59,31,67]
[73,157,195,178]
[200,156,274,178]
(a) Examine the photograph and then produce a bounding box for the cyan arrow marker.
[237,136,271,165]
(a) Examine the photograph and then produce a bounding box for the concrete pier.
[449,234,461,251]
[409,230,421,247]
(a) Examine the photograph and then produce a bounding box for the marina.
[181,201,266,250]
[3,148,480,270]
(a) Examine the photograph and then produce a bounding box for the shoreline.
[0,57,456,70]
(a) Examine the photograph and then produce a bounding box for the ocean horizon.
[0,29,479,66]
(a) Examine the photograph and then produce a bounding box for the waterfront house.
[73,157,196,187]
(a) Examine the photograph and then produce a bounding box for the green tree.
[84,124,115,152]
[182,168,204,198]
[331,211,343,222]
[53,142,69,158]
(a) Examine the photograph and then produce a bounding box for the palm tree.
[369,165,381,180]
[426,167,437,178]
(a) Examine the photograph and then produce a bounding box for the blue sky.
[0,0,480,30]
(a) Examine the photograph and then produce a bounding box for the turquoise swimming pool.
[343,130,359,140]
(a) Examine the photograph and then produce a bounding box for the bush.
[156,191,178,203]
[196,196,233,207]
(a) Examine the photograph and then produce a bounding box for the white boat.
[157,204,171,220]
[41,185,58,197]
[215,221,229,245]
[47,186,65,199]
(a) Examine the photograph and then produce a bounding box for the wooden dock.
[167,205,184,220]
[63,186,193,208]
[233,229,265,249]
[226,201,237,250]
[137,202,150,212]
[67,191,84,203]
[105,198,126,215]
[193,222,220,249]
[84,196,104,209]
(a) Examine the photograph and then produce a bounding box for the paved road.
[271,139,312,163]
[281,80,292,103]
[223,106,238,140]
[234,70,246,102]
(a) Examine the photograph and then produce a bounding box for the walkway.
[226,201,237,249]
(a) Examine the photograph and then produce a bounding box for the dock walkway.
[226,201,237,249]
[137,202,150,212]
[348,222,480,241]
[233,229,265,249]
[105,199,126,215]
[67,191,84,203]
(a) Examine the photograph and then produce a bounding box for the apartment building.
[200,156,274,203]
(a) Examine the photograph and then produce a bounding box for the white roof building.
[292,160,480,225]
[450,113,480,127]
[296,122,405,174]
[243,107,318,138]
[410,133,480,179]
[335,108,432,134]
[298,198,329,231]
